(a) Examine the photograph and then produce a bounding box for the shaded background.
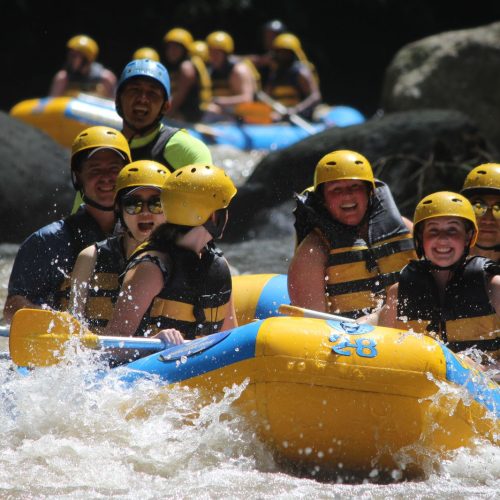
[3,0,500,118]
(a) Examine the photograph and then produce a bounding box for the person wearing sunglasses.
[377,192,499,369]
[102,164,238,346]
[69,160,168,334]
[461,163,500,263]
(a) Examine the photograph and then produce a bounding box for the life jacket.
[266,61,306,108]
[128,241,232,339]
[83,235,126,334]
[293,182,416,318]
[56,209,107,310]
[64,62,108,97]
[166,55,212,122]
[210,57,237,97]
[130,124,179,171]
[396,257,500,353]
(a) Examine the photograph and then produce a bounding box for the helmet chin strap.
[82,194,115,212]
[476,243,500,251]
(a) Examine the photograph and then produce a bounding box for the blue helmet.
[116,59,171,101]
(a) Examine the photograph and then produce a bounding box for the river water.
[0,147,498,498]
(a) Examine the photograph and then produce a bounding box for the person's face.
[273,48,294,66]
[165,41,185,64]
[323,179,370,226]
[421,216,471,266]
[66,49,89,73]
[121,187,165,242]
[209,48,226,69]
[78,150,126,208]
[119,78,168,130]
[469,193,500,248]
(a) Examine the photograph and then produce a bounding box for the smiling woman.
[287,149,416,318]
[377,191,500,368]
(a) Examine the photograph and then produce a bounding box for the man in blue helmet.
[115,58,212,169]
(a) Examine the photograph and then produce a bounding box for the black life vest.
[129,241,232,339]
[130,125,179,171]
[397,257,500,353]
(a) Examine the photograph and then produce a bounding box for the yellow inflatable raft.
[122,315,499,477]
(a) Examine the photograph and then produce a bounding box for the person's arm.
[68,245,98,317]
[288,231,329,312]
[163,129,212,168]
[49,70,69,97]
[376,283,399,328]
[213,63,256,107]
[3,295,40,323]
[3,231,61,322]
[103,259,164,337]
[486,274,500,314]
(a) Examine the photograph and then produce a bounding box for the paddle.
[233,102,274,124]
[278,304,357,322]
[9,309,167,368]
[256,91,317,134]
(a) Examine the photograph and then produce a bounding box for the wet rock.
[382,21,500,150]
[225,108,496,241]
[0,111,73,243]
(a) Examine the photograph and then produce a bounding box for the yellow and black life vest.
[166,55,212,121]
[56,209,107,310]
[83,235,126,334]
[396,257,500,354]
[209,57,237,98]
[266,61,306,108]
[128,241,232,339]
[293,182,416,318]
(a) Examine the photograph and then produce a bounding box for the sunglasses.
[471,200,500,220]
[122,195,163,215]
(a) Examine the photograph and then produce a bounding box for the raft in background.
[9,94,365,151]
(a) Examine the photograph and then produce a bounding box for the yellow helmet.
[461,163,500,197]
[132,47,160,62]
[114,160,170,202]
[66,35,99,62]
[413,191,478,249]
[314,150,375,190]
[206,31,234,54]
[161,164,237,226]
[163,28,194,51]
[272,33,307,63]
[71,126,131,171]
[190,40,209,62]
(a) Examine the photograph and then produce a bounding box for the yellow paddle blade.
[233,102,274,124]
[9,309,100,367]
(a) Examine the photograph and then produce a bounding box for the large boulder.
[225,109,497,241]
[0,112,73,243]
[381,21,500,150]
